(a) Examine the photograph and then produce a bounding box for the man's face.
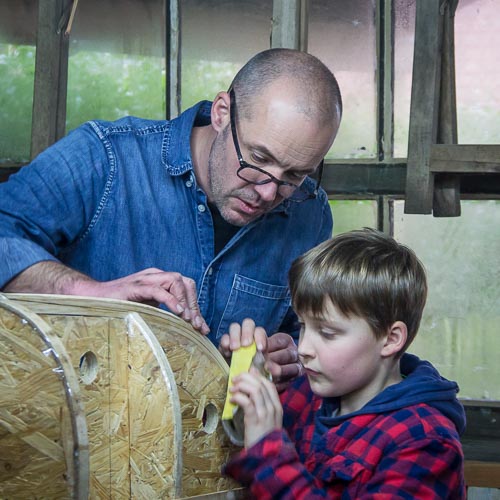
[207,90,335,227]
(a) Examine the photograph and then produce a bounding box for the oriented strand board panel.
[0,297,89,499]
[1,293,240,498]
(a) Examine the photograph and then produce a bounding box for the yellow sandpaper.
[222,342,257,420]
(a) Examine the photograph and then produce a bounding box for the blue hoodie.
[316,352,466,436]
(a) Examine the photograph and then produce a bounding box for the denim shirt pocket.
[215,274,291,340]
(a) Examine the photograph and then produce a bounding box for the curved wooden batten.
[0,295,89,499]
[0,293,240,499]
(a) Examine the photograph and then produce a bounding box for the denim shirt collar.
[162,100,212,176]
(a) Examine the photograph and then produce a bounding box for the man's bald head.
[229,48,342,129]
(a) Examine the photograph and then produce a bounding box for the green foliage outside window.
[0,44,35,163]
[66,51,166,132]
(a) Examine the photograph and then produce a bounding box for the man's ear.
[381,321,407,357]
[211,91,231,133]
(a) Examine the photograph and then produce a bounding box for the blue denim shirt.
[0,101,333,344]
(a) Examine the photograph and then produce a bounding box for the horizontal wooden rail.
[431,145,500,174]
[465,460,500,488]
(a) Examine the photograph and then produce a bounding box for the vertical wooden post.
[433,1,461,217]
[404,0,443,214]
[377,0,394,161]
[166,0,181,119]
[30,0,71,159]
[271,0,308,51]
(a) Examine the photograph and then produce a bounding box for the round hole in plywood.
[79,351,98,384]
[202,403,218,434]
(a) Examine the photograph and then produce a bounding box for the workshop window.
[309,0,377,160]
[0,1,37,164]
[66,0,166,131]
[180,0,272,110]
[394,199,500,400]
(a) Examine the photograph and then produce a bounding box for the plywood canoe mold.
[0,293,243,499]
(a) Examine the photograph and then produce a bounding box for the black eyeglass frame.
[229,88,324,202]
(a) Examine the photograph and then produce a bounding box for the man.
[0,48,342,386]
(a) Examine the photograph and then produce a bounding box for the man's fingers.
[228,322,244,350]
[181,281,210,334]
[218,334,232,360]
[113,269,210,335]
[267,334,298,366]
[267,331,295,353]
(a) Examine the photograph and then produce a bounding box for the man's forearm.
[2,261,95,295]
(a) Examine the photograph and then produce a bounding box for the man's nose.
[253,180,280,201]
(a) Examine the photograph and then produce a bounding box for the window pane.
[455,0,500,144]
[181,0,272,110]
[393,0,415,158]
[330,200,378,236]
[0,1,37,163]
[66,0,165,132]
[309,0,377,160]
[393,200,500,401]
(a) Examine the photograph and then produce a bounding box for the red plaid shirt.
[224,376,465,499]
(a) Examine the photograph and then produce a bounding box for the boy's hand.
[218,318,301,392]
[229,366,283,448]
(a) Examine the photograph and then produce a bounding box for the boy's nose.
[298,331,315,359]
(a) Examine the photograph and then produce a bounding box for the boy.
[224,228,465,499]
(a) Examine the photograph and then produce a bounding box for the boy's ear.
[211,91,231,133]
[381,321,407,357]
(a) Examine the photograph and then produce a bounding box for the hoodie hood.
[318,353,466,435]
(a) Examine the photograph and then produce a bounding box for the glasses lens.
[237,166,314,202]
[237,166,269,184]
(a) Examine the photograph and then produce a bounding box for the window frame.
[0,0,499,477]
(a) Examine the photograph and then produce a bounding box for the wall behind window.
[309,0,377,160]
[329,200,377,235]
[394,200,500,400]
[180,0,272,111]
[394,0,500,156]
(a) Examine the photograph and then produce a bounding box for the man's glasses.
[229,88,323,203]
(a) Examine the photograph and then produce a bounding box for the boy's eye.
[319,329,337,339]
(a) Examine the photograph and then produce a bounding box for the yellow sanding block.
[222,342,257,420]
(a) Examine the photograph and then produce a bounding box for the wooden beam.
[464,461,500,489]
[433,1,460,217]
[30,0,71,159]
[404,0,443,214]
[376,0,394,161]
[271,0,307,51]
[166,0,181,119]
[322,162,407,196]
[431,145,500,173]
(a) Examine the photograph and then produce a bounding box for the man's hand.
[81,268,210,334]
[229,366,283,449]
[4,262,209,335]
[219,318,301,392]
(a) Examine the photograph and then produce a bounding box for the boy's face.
[297,299,392,415]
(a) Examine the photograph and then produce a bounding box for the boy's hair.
[289,228,427,354]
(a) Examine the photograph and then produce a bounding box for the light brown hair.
[289,228,428,354]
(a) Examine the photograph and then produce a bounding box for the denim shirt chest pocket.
[215,274,291,340]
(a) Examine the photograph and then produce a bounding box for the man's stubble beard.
[207,127,245,227]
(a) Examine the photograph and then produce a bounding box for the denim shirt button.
[186,180,193,187]
[197,204,206,213]
[208,267,213,276]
